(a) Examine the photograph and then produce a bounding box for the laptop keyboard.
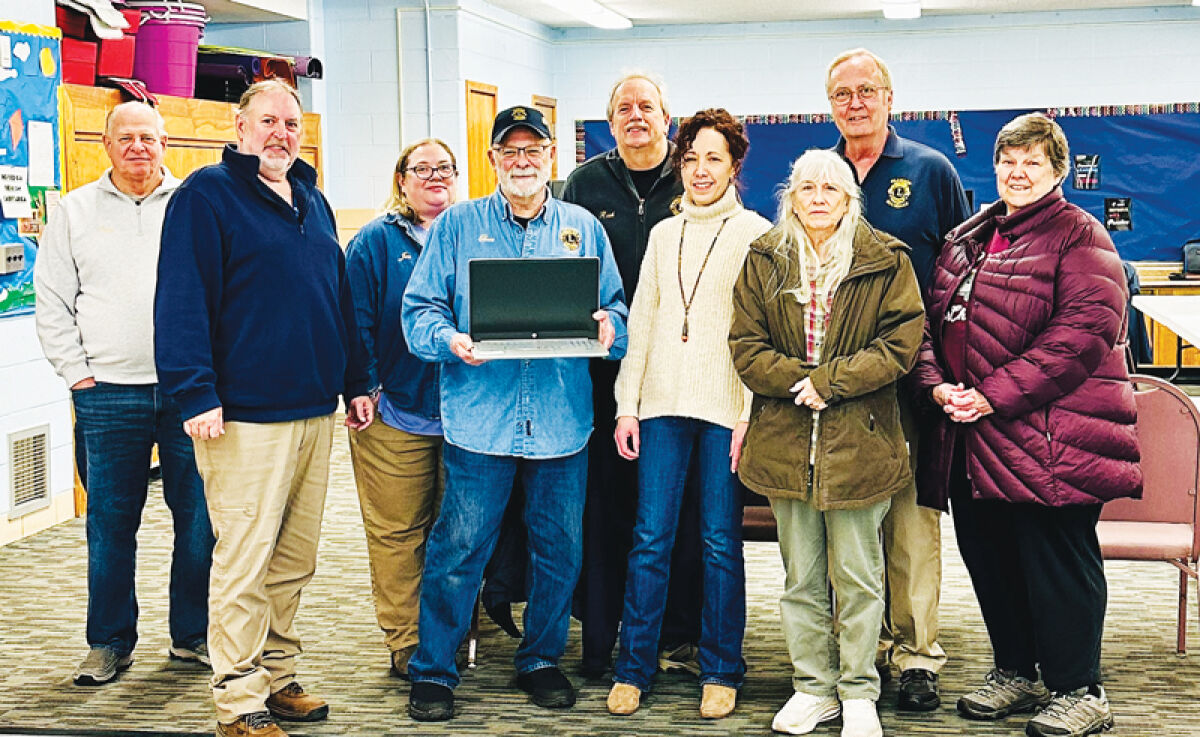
[475,338,599,357]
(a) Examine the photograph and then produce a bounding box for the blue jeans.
[408,443,587,688]
[72,383,213,655]
[614,417,746,691]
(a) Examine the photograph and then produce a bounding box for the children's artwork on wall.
[579,103,1200,262]
[0,21,61,318]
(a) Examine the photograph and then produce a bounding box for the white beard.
[498,163,549,199]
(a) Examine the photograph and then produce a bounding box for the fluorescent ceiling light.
[882,0,921,19]
[549,0,633,29]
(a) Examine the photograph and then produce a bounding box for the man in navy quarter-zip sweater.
[154,80,372,737]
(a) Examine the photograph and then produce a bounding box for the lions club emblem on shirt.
[670,195,683,215]
[886,178,912,209]
[560,227,582,251]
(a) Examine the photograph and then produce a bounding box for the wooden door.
[531,94,558,179]
[465,80,498,198]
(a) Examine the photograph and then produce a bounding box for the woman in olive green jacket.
[729,150,923,737]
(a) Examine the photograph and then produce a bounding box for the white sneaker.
[841,699,883,737]
[772,690,840,735]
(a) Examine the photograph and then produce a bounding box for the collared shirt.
[835,127,970,293]
[402,188,628,459]
[801,249,842,466]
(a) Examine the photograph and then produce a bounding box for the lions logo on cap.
[886,178,912,209]
[670,195,683,215]
[560,227,582,251]
[512,107,528,121]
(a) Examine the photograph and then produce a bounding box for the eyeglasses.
[829,83,888,106]
[404,163,457,180]
[493,144,549,162]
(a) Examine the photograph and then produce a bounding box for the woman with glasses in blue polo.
[344,138,458,680]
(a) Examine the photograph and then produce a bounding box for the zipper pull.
[638,199,644,216]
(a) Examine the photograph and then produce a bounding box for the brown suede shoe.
[607,682,641,715]
[699,683,737,719]
[266,682,329,722]
[216,711,288,736]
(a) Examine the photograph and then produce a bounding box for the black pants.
[574,360,702,671]
[949,448,1105,692]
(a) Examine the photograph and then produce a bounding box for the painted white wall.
[0,0,53,25]
[551,7,1200,177]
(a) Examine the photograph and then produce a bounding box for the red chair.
[1097,374,1200,655]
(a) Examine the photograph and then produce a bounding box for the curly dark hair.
[671,108,750,175]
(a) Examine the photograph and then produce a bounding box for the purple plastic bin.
[129,2,206,97]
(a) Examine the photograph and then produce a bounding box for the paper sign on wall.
[0,166,33,219]
[27,121,53,187]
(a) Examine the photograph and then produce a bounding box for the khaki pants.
[773,495,890,701]
[878,479,946,673]
[192,415,333,724]
[347,420,443,662]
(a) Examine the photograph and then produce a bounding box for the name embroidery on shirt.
[886,178,912,209]
[478,234,495,243]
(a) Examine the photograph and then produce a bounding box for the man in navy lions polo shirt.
[826,47,970,714]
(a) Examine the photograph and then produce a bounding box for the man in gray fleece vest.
[34,102,214,687]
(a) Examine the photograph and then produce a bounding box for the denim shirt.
[345,211,441,423]
[402,189,628,459]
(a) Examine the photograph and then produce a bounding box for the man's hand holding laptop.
[453,309,615,366]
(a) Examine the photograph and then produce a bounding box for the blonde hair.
[236,79,304,118]
[825,48,893,95]
[770,149,863,303]
[605,70,670,121]
[383,138,457,218]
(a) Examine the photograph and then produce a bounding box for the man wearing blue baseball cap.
[402,105,629,721]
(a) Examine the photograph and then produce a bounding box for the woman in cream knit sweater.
[607,108,771,720]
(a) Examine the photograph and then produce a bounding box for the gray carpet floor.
[0,425,1197,736]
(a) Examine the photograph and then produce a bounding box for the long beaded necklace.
[676,217,730,342]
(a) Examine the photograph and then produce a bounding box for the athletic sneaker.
[73,646,133,685]
[958,668,1052,720]
[169,641,210,666]
[771,690,840,735]
[1026,685,1114,737]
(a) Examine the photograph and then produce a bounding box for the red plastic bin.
[55,6,89,39]
[97,35,136,78]
[62,38,97,85]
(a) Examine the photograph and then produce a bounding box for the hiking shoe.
[898,668,940,711]
[958,668,1052,720]
[216,711,287,736]
[771,690,840,735]
[841,699,883,737]
[1026,686,1114,737]
[658,643,701,677]
[73,646,133,685]
[266,682,329,722]
[607,682,641,715]
[169,641,211,667]
[409,681,454,722]
[516,666,576,708]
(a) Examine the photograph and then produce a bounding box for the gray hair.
[605,70,670,121]
[236,79,304,118]
[104,101,166,137]
[770,149,863,302]
[994,112,1071,181]
[825,48,893,94]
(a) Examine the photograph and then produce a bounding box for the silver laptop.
[469,257,609,360]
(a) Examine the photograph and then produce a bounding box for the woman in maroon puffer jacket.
[911,113,1141,737]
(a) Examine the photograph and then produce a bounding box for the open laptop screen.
[469,257,600,341]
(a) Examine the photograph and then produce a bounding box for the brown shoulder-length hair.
[383,138,457,218]
[671,108,750,176]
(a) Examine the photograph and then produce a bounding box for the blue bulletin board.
[0,22,61,318]
[578,104,1200,262]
